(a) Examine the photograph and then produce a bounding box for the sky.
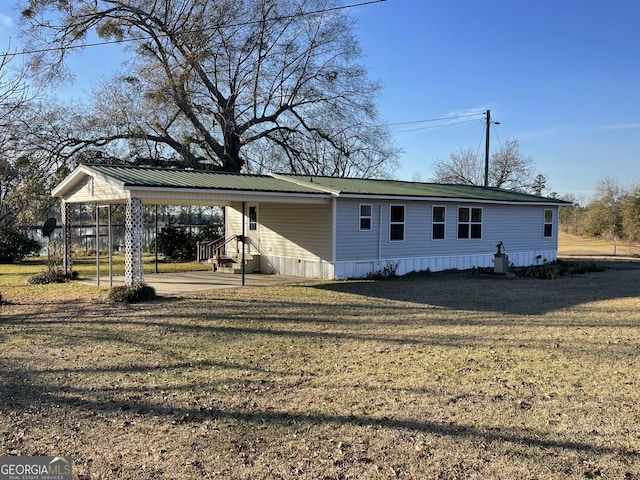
[351,0,640,200]
[1,0,640,201]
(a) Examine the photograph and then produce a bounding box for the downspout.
[378,204,383,261]
[331,197,337,279]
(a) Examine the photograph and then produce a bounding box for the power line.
[387,111,484,127]
[3,0,388,58]
[392,117,483,134]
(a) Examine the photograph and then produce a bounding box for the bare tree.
[620,183,640,242]
[489,139,535,191]
[584,177,623,239]
[18,0,397,176]
[432,139,538,192]
[432,147,483,185]
[0,49,41,226]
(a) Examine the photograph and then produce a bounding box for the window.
[390,205,405,241]
[432,206,446,240]
[458,207,482,239]
[544,209,553,237]
[249,206,257,231]
[360,204,372,230]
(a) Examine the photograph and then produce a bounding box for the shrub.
[26,267,78,285]
[107,283,156,304]
[0,226,41,263]
[155,226,197,261]
[366,262,399,279]
[514,261,605,280]
[154,225,221,261]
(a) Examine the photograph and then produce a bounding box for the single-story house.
[52,164,570,284]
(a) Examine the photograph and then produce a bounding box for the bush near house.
[106,283,156,303]
[155,226,197,261]
[26,266,78,285]
[155,225,221,261]
[0,226,41,263]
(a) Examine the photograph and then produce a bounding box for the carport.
[52,164,331,287]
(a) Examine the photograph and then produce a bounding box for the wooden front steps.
[208,253,260,274]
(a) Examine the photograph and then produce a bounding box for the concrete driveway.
[83,271,321,296]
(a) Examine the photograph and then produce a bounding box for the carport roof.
[57,164,325,194]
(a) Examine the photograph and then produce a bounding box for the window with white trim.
[390,205,405,241]
[432,206,446,240]
[544,209,553,237]
[359,204,372,231]
[457,207,482,239]
[249,206,257,231]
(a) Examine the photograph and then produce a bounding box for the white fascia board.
[124,186,331,204]
[51,164,126,198]
[337,193,567,206]
[51,165,90,197]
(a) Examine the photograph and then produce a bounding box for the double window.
[390,205,405,241]
[432,206,446,240]
[544,209,553,237]
[458,207,482,239]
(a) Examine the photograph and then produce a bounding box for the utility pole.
[484,109,499,187]
[484,110,491,187]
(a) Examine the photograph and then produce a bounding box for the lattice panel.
[61,201,73,275]
[124,198,145,285]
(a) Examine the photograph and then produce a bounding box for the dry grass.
[0,256,209,303]
[1,258,640,479]
[559,232,640,258]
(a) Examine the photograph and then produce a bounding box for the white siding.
[226,199,560,279]
[333,249,558,280]
[226,202,333,278]
[333,199,559,278]
[64,176,129,204]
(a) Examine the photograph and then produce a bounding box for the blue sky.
[353,0,640,199]
[2,0,640,200]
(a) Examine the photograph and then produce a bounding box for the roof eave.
[337,193,570,205]
[124,185,331,199]
[51,164,127,198]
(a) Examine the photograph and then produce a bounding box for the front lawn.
[1,263,639,479]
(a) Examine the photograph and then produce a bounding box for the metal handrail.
[196,235,243,261]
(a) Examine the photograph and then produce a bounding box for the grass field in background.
[0,255,210,303]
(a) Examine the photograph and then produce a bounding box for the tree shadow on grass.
[0,359,633,460]
[1,291,639,469]
[313,267,640,316]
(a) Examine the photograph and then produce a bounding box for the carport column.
[61,201,73,275]
[124,197,145,285]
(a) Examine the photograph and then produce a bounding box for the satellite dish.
[42,218,57,238]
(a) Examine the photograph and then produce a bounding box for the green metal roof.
[277,174,569,204]
[85,164,324,194]
[72,164,569,204]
